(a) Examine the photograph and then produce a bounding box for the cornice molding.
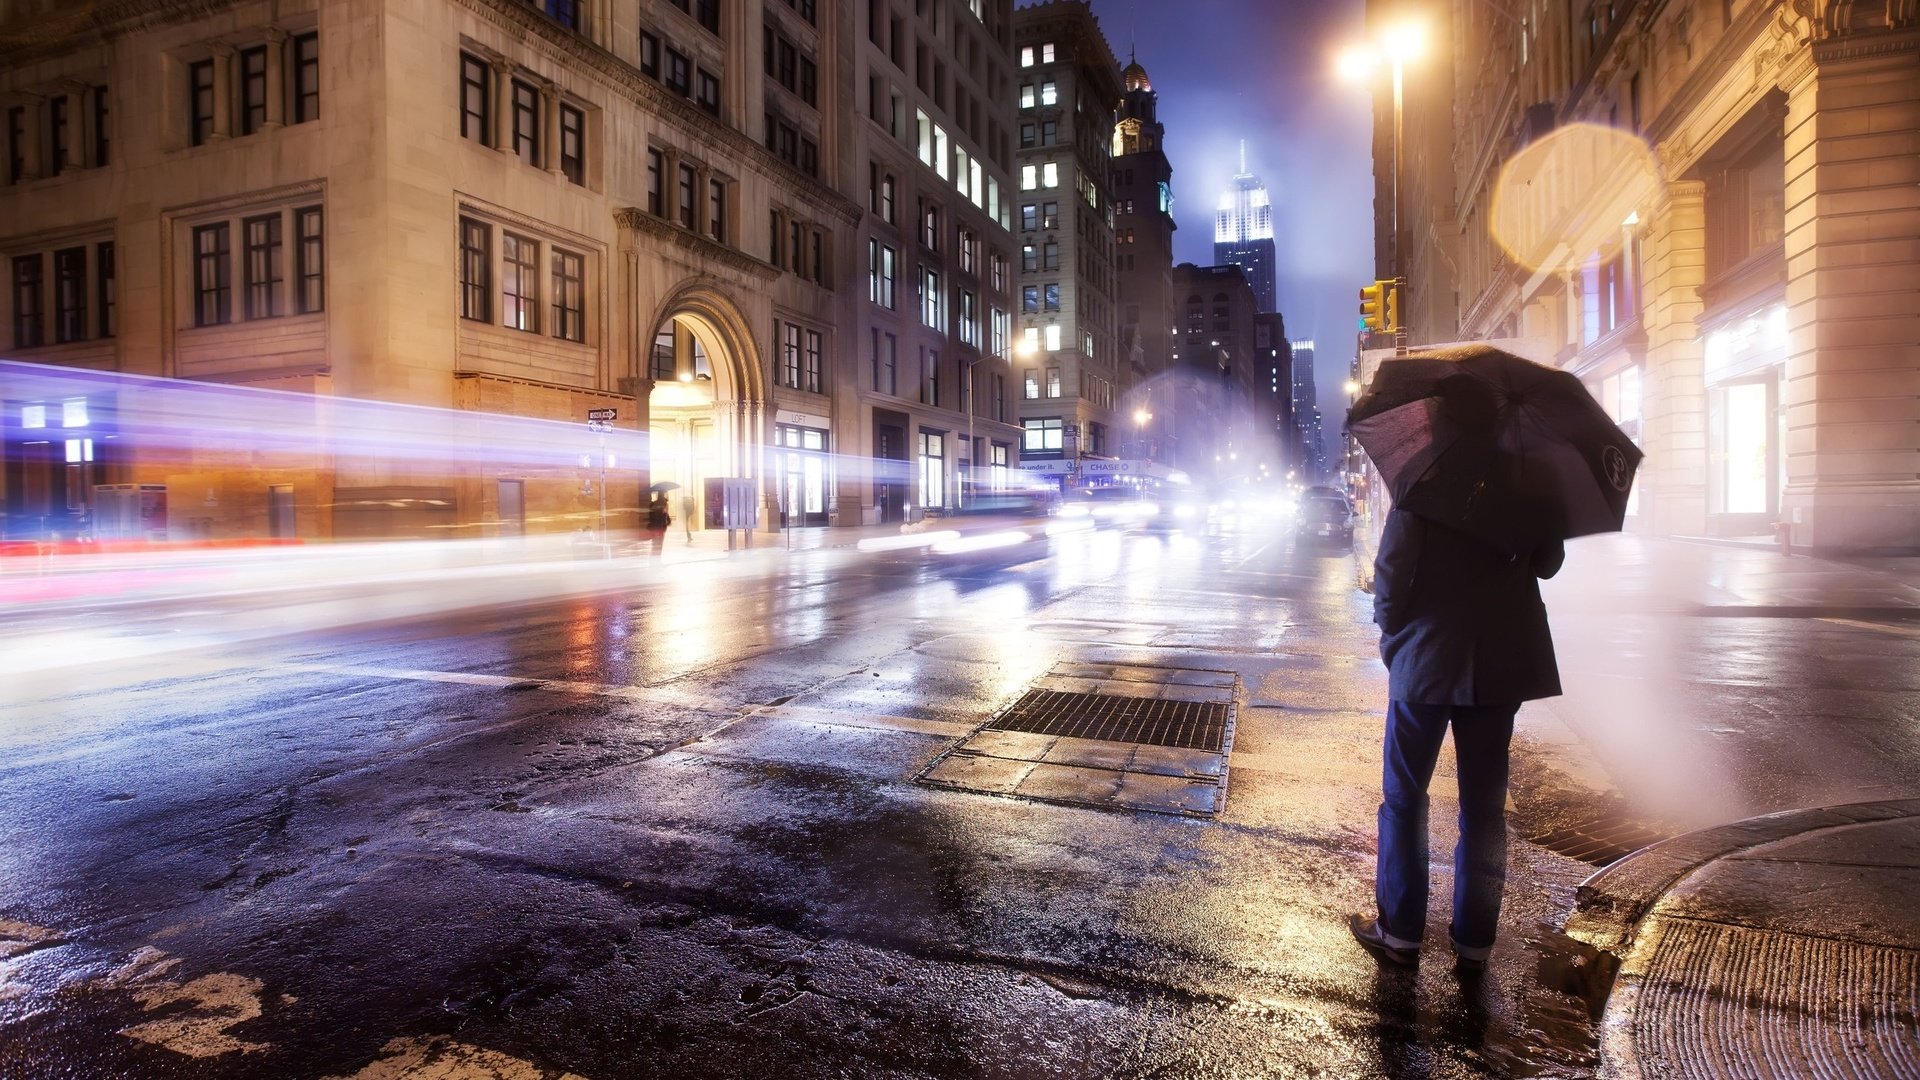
[0,0,231,65]
[615,206,780,282]
[161,178,326,220]
[1812,24,1920,63]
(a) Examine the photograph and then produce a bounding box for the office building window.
[1023,368,1038,399]
[1043,283,1059,311]
[92,86,108,166]
[96,241,116,337]
[11,255,43,348]
[921,267,941,329]
[460,54,490,145]
[189,60,215,146]
[804,328,822,392]
[192,224,230,326]
[1046,366,1061,397]
[640,33,660,78]
[544,0,581,30]
[646,148,664,215]
[242,213,282,320]
[52,248,85,344]
[1022,285,1039,313]
[677,163,696,228]
[458,217,490,321]
[8,107,25,183]
[559,103,585,184]
[709,178,727,240]
[511,80,540,166]
[501,232,538,332]
[921,348,940,406]
[294,208,323,314]
[696,70,720,114]
[552,248,584,343]
[919,430,945,509]
[239,45,268,135]
[1023,417,1062,451]
[292,33,321,123]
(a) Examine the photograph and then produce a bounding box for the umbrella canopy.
[1348,344,1643,555]
[648,481,681,493]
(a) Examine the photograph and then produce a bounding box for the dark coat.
[1373,508,1564,706]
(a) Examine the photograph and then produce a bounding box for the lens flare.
[1490,122,1661,274]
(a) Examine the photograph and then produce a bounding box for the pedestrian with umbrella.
[645,481,678,558]
[1343,344,1642,975]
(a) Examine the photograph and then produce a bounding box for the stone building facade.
[1111,53,1177,462]
[1385,0,1919,551]
[842,0,1021,524]
[1009,0,1122,483]
[0,0,1019,541]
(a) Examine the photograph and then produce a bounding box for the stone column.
[490,59,514,155]
[541,80,561,176]
[1637,178,1710,538]
[1779,32,1920,551]
[262,28,287,129]
[209,43,235,140]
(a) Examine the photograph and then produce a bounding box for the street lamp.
[1338,20,1424,354]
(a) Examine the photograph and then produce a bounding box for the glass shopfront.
[1703,304,1788,534]
[774,423,828,527]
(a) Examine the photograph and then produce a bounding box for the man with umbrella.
[1344,344,1642,974]
[645,481,678,558]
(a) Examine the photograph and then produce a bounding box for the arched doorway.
[643,285,765,535]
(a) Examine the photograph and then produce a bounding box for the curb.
[1566,797,1920,955]
[1568,799,1920,1080]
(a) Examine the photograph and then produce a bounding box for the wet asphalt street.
[2,520,1916,1079]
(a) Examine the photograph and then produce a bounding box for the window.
[239,46,268,135]
[696,70,719,113]
[804,328,823,392]
[677,163,696,228]
[292,33,320,123]
[696,0,720,33]
[559,103,585,184]
[921,203,940,250]
[665,48,690,95]
[1020,46,1034,67]
[552,248,584,342]
[869,240,896,308]
[1020,123,1035,149]
[921,349,940,405]
[811,230,826,286]
[460,54,490,145]
[1021,204,1037,231]
[919,430,945,509]
[511,80,540,166]
[871,328,897,394]
[1023,368,1038,399]
[1041,43,1056,63]
[1042,240,1058,270]
[959,290,979,347]
[189,60,215,146]
[789,220,803,274]
[294,208,323,314]
[1082,330,1094,357]
[1044,324,1061,351]
[1021,243,1036,272]
[544,0,581,30]
[708,178,727,240]
[458,217,490,321]
[880,173,896,223]
[501,232,538,332]
[1040,80,1057,106]
[11,255,43,348]
[959,230,977,274]
[243,213,282,319]
[1022,417,1062,451]
[1019,84,1035,109]
[8,107,25,183]
[640,33,660,77]
[191,224,231,326]
[1041,201,1057,229]
[1042,162,1058,188]
[91,86,108,166]
[1022,286,1039,313]
[53,248,85,344]
[778,321,803,388]
[921,266,942,329]
[1041,119,1057,145]
[97,241,116,337]
[1043,283,1060,311]
[990,253,1007,293]
[1045,366,1061,397]
[646,148,664,214]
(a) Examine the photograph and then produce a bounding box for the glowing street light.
[1337,19,1425,353]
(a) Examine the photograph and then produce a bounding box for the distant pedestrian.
[1350,507,1564,975]
[645,493,672,557]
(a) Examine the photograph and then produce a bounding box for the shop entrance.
[644,290,766,535]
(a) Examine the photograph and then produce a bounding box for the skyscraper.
[1213,144,1277,313]
[1112,54,1177,383]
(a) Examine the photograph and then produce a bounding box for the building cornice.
[0,0,230,65]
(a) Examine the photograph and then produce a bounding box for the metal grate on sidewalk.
[987,689,1230,752]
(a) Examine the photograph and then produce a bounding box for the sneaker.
[1349,915,1418,968]
[1449,939,1490,977]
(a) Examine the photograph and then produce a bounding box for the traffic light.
[1359,281,1387,332]
[1383,281,1401,334]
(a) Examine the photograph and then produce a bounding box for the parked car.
[1297,488,1354,544]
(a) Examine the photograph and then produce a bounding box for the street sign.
[586,408,618,421]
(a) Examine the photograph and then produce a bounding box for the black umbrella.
[1348,344,1643,555]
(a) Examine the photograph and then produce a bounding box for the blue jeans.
[1375,699,1517,957]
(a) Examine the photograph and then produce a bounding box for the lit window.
[22,404,47,429]
[62,399,89,427]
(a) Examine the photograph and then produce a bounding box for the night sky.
[1081,0,1375,447]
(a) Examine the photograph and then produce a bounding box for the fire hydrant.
[1772,520,1793,557]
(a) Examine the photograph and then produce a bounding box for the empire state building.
[1214,144,1277,313]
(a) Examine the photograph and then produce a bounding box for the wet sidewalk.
[1570,799,1920,1079]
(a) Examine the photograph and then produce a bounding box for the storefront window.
[918,430,945,510]
[1722,382,1770,514]
[775,423,827,524]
